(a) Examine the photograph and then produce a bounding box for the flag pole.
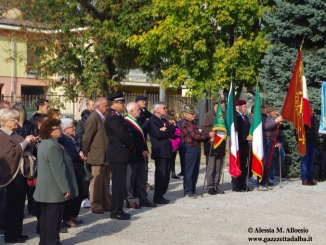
[279,148,282,188]
[246,141,252,191]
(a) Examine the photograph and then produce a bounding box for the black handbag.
[82,164,93,182]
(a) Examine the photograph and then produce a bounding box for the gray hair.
[60,118,74,131]
[94,97,107,108]
[126,102,136,113]
[0,109,19,127]
[153,101,165,112]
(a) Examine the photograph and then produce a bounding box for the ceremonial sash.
[125,115,145,142]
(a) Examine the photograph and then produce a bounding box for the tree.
[130,0,271,99]
[10,0,152,99]
[260,0,326,177]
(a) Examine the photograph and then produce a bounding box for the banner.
[319,82,326,134]
[212,101,227,149]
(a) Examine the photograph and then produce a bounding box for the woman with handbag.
[59,118,86,227]
[0,109,36,243]
[33,118,78,245]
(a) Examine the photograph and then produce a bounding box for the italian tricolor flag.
[248,86,264,181]
[225,82,241,178]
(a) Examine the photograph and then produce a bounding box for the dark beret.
[135,95,147,102]
[235,100,246,106]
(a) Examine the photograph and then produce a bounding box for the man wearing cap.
[148,101,176,204]
[259,104,283,190]
[180,105,215,198]
[233,100,252,192]
[202,100,226,195]
[82,97,110,214]
[105,93,136,220]
[135,95,154,191]
[135,95,152,139]
[301,104,318,186]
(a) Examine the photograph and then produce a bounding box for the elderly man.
[259,104,283,190]
[105,93,136,220]
[202,100,226,195]
[301,104,318,186]
[82,97,110,214]
[231,100,252,192]
[125,102,157,208]
[148,101,176,204]
[180,105,215,198]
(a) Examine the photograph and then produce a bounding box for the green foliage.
[260,0,326,177]
[130,0,271,99]
[10,0,152,99]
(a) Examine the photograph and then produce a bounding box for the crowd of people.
[0,94,323,244]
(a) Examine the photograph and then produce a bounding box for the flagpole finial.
[300,36,305,51]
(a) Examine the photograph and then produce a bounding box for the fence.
[1,93,214,125]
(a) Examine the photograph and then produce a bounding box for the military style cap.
[108,92,125,102]
[261,101,268,108]
[266,105,277,113]
[235,100,246,106]
[213,99,226,105]
[183,104,196,114]
[135,95,147,102]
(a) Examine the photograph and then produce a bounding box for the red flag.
[281,51,310,156]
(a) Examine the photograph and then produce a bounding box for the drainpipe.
[10,37,15,100]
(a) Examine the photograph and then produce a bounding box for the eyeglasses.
[66,125,75,129]
[51,127,61,131]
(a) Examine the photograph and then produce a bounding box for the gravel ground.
[15,159,326,245]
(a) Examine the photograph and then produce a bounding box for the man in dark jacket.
[105,93,136,220]
[125,102,157,208]
[202,100,226,195]
[301,104,318,186]
[148,101,176,204]
[81,99,95,129]
[135,95,152,139]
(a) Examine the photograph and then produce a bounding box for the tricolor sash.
[125,115,145,142]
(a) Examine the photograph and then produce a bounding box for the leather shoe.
[110,212,131,220]
[153,198,170,204]
[214,188,225,194]
[19,235,28,240]
[4,237,26,243]
[308,180,317,186]
[171,175,180,179]
[91,208,104,214]
[267,182,274,186]
[302,180,310,186]
[232,188,245,192]
[139,201,157,207]
[207,189,217,195]
[241,187,253,191]
[127,202,142,209]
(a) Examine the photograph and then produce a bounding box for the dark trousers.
[63,177,84,220]
[153,158,171,201]
[39,202,65,245]
[206,155,223,190]
[0,187,6,230]
[110,163,127,216]
[183,145,201,195]
[4,174,26,240]
[126,161,149,204]
[319,150,326,179]
[178,145,186,174]
[170,151,177,176]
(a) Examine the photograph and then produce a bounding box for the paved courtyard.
[18,161,325,245]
